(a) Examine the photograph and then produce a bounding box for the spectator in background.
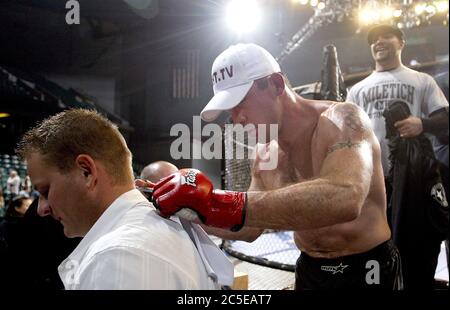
[0,188,5,217]
[23,198,82,289]
[0,194,34,289]
[5,194,32,218]
[20,175,32,196]
[140,161,178,183]
[0,193,81,289]
[137,161,179,205]
[347,25,448,177]
[6,169,21,197]
[346,24,449,289]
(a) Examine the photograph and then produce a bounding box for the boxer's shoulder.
[311,102,372,160]
[320,102,371,136]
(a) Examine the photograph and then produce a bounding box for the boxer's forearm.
[245,178,365,231]
[201,225,263,242]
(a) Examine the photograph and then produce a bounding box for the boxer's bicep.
[319,103,374,205]
[321,139,373,195]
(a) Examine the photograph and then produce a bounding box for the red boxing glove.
[152,169,246,232]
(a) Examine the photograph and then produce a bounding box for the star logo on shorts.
[320,263,349,274]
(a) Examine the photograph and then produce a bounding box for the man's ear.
[75,154,97,188]
[270,73,286,96]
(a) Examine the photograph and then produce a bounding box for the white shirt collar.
[63,189,150,266]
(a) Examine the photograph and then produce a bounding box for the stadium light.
[393,9,402,18]
[226,0,262,35]
[415,3,426,15]
[381,7,393,19]
[425,4,437,15]
[435,1,449,13]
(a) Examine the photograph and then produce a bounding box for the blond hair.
[16,109,133,185]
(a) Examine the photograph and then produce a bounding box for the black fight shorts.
[295,240,403,290]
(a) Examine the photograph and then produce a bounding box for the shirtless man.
[151,43,402,289]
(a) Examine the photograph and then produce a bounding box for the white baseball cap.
[200,43,281,122]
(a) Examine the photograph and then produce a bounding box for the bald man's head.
[140,161,178,183]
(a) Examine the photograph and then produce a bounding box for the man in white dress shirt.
[16,109,218,290]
